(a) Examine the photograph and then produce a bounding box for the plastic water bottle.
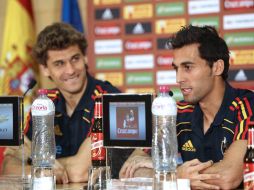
[31,89,56,190]
[152,86,178,190]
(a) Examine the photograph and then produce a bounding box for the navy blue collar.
[55,74,94,116]
[191,82,235,136]
[212,82,236,126]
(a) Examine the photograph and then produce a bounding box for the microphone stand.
[21,79,37,182]
[21,97,25,180]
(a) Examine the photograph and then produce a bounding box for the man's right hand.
[54,160,69,184]
[4,136,31,161]
[3,136,69,184]
[177,159,220,190]
[119,155,153,178]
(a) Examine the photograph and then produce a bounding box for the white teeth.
[183,88,191,92]
[181,88,192,94]
[64,76,78,82]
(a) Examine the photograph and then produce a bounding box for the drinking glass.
[87,166,111,190]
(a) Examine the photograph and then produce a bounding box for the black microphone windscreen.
[23,79,37,97]
[28,79,37,89]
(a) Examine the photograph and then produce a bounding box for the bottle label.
[91,133,106,160]
[244,163,254,189]
[152,96,177,116]
[31,98,55,116]
[32,176,55,190]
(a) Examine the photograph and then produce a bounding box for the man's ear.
[39,64,50,77]
[212,59,224,76]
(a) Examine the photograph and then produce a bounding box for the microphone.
[21,78,37,178]
[23,79,37,97]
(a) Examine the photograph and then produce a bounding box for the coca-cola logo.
[32,104,47,111]
[91,134,98,141]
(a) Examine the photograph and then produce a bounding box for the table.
[0,175,244,190]
[0,175,86,190]
[57,183,86,190]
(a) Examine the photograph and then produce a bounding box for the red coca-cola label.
[91,133,106,160]
[94,102,102,118]
[244,163,254,190]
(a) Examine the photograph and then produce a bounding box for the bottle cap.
[38,89,48,95]
[159,86,170,93]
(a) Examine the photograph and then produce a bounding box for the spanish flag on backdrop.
[62,0,84,33]
[0,0,38,104]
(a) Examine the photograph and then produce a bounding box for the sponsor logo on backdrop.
[230,49,254,65]
[124,39,152,51]
[223,13,254,29]
[157,38,172,50]
[156,2,185,17]
[95,72,123,86]
[228,69,254,81]
[123,4,153,19]
[157,55,173,66]
[190,16,219,28]
[224,0,254,10]
[125,54,154,69]
[235,70,247,81]
[224,32,254,47]
[126,88,155,93]
[93,0,121,5]
[94,39,122,54]
[126,72,153,85]
[94,24,121,36]
[125,22,152,35]
[156,18,186,34]
[95,8,120,20]
[96,57,122,70]
[124,0,149,2]
[188,0,220,15]
[156,70,177,85]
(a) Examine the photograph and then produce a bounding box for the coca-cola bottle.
[244,122,254,190]
[91,96,106,167]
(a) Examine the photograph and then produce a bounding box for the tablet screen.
[0,103,14,139]
[103,93,152,148]
[0,96,23,146]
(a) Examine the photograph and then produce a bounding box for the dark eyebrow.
[72,53,81,57]
[181,61,194,65]
[172,61,194,68]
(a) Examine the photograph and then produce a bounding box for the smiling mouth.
[181,87,192,95]
[64,75,79,82]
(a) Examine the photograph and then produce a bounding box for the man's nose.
[65,62,75,74]
[176,70,184,84]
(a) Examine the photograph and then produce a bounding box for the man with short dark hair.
[120,25,254,189]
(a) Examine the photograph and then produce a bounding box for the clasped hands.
[120,155,221,190]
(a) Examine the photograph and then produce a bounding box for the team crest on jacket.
[54,124,63,136]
